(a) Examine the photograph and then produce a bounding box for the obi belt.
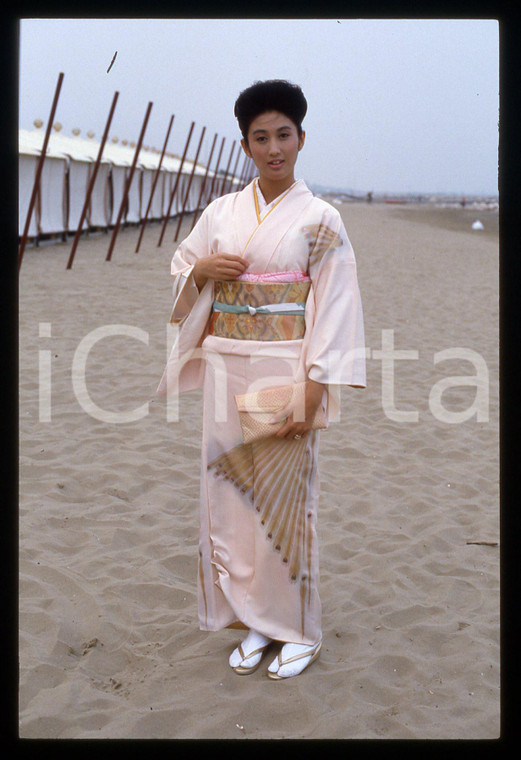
[209,271,311,341]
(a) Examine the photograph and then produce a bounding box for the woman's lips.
[268,160,284,168]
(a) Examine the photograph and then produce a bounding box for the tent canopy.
[19,128,209,175]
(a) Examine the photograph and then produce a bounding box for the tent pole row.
[19,71,64,271]
[20,85,250,262]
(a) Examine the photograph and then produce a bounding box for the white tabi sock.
[267,641,321,678]
[229,629,271,669]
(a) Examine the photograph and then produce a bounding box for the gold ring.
[294,434,302,440]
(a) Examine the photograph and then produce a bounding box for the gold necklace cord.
[242,179,297,254]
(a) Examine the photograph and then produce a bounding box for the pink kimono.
[158,178,366,645]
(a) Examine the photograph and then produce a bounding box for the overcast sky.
[19,18,499,195]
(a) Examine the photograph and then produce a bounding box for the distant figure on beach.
[366,191,373,203]
[157,80,366,679]
[461,197,466,207]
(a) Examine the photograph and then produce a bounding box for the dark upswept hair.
[234,79,307,141]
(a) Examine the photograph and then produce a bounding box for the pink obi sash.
[237,270,310,283]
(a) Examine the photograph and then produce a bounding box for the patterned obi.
[209,272,311,341]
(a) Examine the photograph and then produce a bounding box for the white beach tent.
[18,128,112,236]
[54,132,112,231]
[19,133,43,238]
[18,129,68,237]
[162,157,183,217]
[19,125,234,242]
[102,140,142,223]
[183,167,205,212]
[139,149,166,221]
[160,151,207,216]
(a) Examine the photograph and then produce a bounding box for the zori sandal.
[267,640,322,680]
[230,641,270,675]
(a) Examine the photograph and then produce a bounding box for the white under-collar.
[254,178,300,219]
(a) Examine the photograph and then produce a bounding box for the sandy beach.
[18,200,499,739]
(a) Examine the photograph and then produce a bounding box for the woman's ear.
[298,131,306,151]
[241,138,252,158]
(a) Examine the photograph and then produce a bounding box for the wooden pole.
[66,90,119,269]
[157,121,195,247]
[19,71,64,271]
[224,145,242,195]
[238,154,250,190]
[218,141,236,198]
[173,125,206,242]
[236,154,247,190]
[246,159,256,186]
[242,160,251,189]
[190,131,218,231]
[207,136,225,204]
[106,100,153,262]
[135,113,175,253]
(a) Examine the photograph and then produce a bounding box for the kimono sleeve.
[305,210,366,388]
[169,203,213,324]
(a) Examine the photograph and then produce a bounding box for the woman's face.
[242,110,305,187]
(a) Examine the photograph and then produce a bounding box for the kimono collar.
[233,177,314,267]
[253,178,300,223]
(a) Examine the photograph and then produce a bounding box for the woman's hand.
[272,380,326,441]
[193,253,247,291]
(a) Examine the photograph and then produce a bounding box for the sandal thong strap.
[238,642,268,662]
[277,641,322,668]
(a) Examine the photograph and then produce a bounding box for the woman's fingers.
[212,253,248,280]
[217,253,248,268]
[219,266,247,279]
[219,253,248,265]
[272,410,291,438]
[272,413,309,440]
[193,252,247,290]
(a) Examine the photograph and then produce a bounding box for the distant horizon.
[310,184,499,199]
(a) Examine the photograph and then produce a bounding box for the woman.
[157,80,366,679]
